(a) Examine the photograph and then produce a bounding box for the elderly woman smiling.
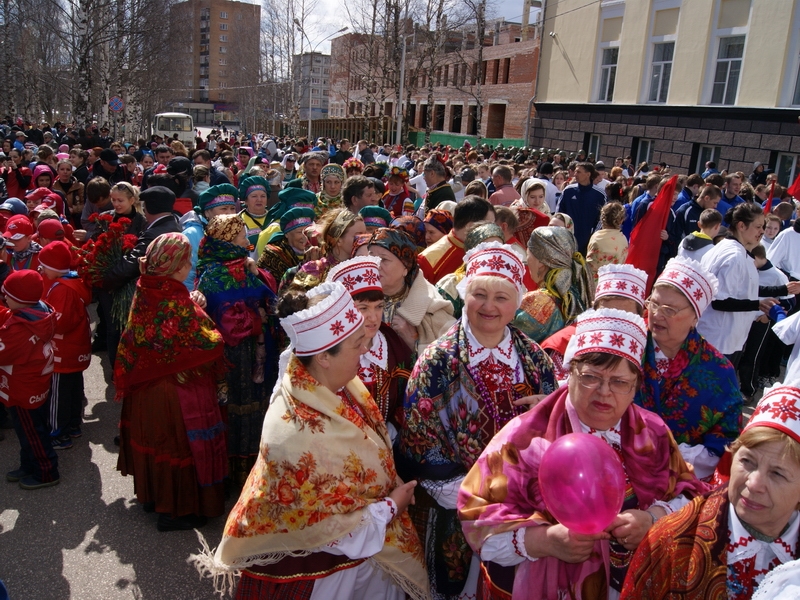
[623,383,800,599]
[457,308,707,600]
[400,242,556,599]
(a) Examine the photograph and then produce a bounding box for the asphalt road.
[0,311,231,600]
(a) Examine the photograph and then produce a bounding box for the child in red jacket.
[0,270,59,489]
[38,241,92,449]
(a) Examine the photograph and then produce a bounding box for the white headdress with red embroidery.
[563,308,647,372]
[595,264,648,308]
[744,382,800,444]
[456,241,527,306]
[281,281,365,356]
[654,256,718,317]
[326,256,382,296]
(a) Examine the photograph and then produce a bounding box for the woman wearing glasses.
[458,308,706,600]
[635,257,743,481]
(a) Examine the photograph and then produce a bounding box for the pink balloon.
[538,433,626,535]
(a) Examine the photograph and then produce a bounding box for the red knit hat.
[5,214,34,240]
[2,270,43,304]
[37,219,66,241]
[38,241,72,274]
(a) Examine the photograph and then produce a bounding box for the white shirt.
[767,227,800,279]
[698,238,760,355]
[534,177,560,213]
[773,311,800,385]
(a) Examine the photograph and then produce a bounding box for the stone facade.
[530,103,800,177]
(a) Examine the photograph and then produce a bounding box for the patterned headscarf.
[390,216,426,250]
[368,227,418,287]
[206,214,246,243]
[138,232,192,276]
[351,233,372,257]
[527,226,594,321]
[465,223,504,250]
[320,163,345,182]
[423,209,453,235]
[323,208,360,253]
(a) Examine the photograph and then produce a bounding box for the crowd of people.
[1,120,800,599]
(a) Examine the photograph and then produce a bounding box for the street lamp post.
[294,21,348,140]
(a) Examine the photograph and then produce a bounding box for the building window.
[219,23,228,30]
[776,153,800,186]
[711,36,745,105]
[648,42,674,103]
[598,48,618,102]
[587,134,601,158]
[218,93,225,100]
[237,13,242,20]
[220,82,227,89]
[220,11,227,18]
[219,58,227,65]
[219,46,227,53]
[636,139,654,165]
[219,70,226,77]
[311,99,320,106]
[219,35,227,42]
[695,145,721,174]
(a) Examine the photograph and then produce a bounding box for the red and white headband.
[326,256,382,296]
[457,241,527,306]
[563,308,648,372]
[654,257,718,317]
[595,264,647,307]
[745,383,800,445]
[280,281,364,356]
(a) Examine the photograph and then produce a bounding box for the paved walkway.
[0,344,229,600]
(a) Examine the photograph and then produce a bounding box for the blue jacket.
[180,213,206,291]
[557,183,606,254]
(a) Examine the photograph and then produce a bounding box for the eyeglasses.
[644,299,692,319]
[575,371,636,395]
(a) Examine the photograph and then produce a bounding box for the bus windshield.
[157,116,192,132]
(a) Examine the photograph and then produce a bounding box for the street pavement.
[0,313,231,600]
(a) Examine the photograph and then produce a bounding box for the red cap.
[2,270,43,304]
[37,219,65,241]
[38,241,72,273]
[5,214,34,240]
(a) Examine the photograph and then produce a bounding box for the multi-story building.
[171,0,260,126]
[292,52,332,121]
[529,0,800,181]
[328,15,540,145]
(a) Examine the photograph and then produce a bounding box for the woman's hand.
[388,480,417,516]
[304,246,322,262]
[659,229,668,241]
[513,394,546,408]
[392,314,419,350]
[73,229,87,242]
[245,257,259,276]
[759,298,778,315]
[525,524,609,563]
[190,290,207,308]
[607,509,660,551]
[786,281,800,295]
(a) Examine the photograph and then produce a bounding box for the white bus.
[152,112,195,148]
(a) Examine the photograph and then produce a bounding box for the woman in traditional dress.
[622,383,800,599]
[458,308,707,600]
[384,165,416,218]
[327,257,412,433]
[513,226,594,343]
[634,256,742,480]
[256,207,314,290]
[316,162,345,217]
[423,209,453,247]
[367,227,455,353]
[196,214,276,486]
[585,202,628,283]
[399,242,557,599]
[285,207,366,292]
[196,282,428,600]
[237,176,271,256]
[436,222,504,320]
[116,233,228,531]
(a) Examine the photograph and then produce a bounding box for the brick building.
[529,0,800,182]
[171,0,260,126]
[329,19,540,145]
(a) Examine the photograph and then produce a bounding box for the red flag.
[626,174,679,294]
[763,179,776,214]
[788,173,800,201]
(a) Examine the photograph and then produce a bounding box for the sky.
[301,0,533,53]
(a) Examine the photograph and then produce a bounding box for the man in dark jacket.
[91,149,132,186]
[356,140,374,164]
[330,139,353,165]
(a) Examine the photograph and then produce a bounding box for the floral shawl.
[114,275,224,399]
[398,320,556,596]
[257,237,302,289]
[457,385,708,600]
[211,355,429,599]
[635,328,742,457]
[196,236,275,346]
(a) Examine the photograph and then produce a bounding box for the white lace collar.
[728,506,799,566]
[360,329,388,371]
[463,315,516,369]
[578,417,623,448]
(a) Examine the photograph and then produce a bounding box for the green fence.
[406,131,525,148]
